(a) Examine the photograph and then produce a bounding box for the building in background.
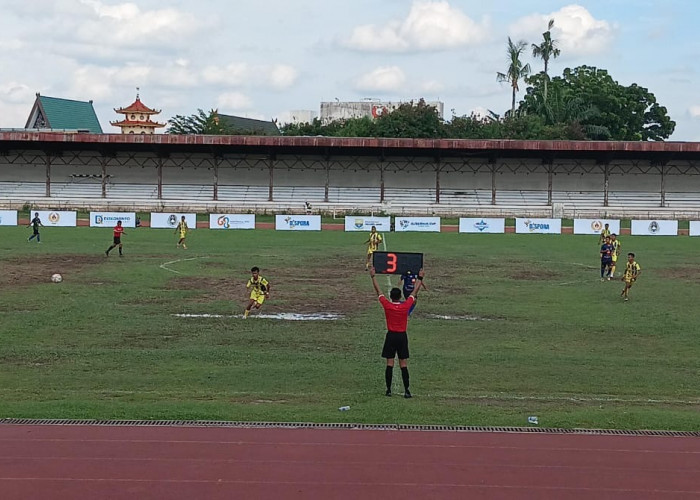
[218,114,280,136]
[24,93,103,133]
[111,92,166,134]
[277,110,318,126]
[320,99,444,124]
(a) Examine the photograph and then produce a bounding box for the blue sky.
[1,1,698,139]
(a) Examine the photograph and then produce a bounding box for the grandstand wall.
[1,133,700,218]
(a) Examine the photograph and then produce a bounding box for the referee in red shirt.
[370,266,425,398]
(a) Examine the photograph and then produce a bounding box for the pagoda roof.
[114,97,160,115]
[110,119,166,128]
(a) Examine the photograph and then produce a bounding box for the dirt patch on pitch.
[0,255,106,287]
[166,263,375,315]
[659,267,700,281]
[509,269,561,281]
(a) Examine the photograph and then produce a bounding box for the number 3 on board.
[386,252,397,273]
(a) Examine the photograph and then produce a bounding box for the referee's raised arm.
[369,267,382,296]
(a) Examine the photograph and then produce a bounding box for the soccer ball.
[51,273,63,283]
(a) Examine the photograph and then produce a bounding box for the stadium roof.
[24,94,103,134]
[1,132,700,163]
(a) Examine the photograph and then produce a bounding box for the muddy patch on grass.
[509,269,561,281]
[659,267,700,281]
[0,255,106,287]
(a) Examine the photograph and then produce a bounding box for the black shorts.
[382,331,409,359]
[402,289,414,300]
[113,237,121,245]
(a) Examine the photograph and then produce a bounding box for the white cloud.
[688,105,700,118]
[344,1,490,52]
[217,92,253,111]
[202,63,299,90]
[354,66,406,92]
[511,5,615,57]
[419,80,445,93]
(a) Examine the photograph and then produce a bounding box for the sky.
[1,0,699,140]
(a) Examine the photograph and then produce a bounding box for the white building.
[320,100,444,124]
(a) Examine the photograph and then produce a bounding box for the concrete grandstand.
[1,132,700,218]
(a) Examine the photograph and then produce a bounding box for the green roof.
[26,95,103,133]
[219,114,280,136]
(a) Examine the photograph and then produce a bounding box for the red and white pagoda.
[110,91,166,134]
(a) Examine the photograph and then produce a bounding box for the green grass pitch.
[1,225,699,431]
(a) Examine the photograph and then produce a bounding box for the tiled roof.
[219,114,280,136]
[115,97,160,114]
[26,95,103,134]
[110,119,166,127]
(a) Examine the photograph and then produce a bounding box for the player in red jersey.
[370,266,425,398]
[105,220,126,257]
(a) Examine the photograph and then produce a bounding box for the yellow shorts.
[612,255,618,263]
[250,291,266,305]
[624,278,635,286]
[178,231,187,239]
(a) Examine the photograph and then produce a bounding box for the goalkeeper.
[244,266,271,318]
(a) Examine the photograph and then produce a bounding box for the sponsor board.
[0,210,18,226]
[458,218,505,234]
[209,214,256,230]
[90,212,136,228]
[394,217,441,232]
[344,216,391,232]
[690,221,700,236]
[275,214,321,231]
[573,219,621,235]
[150,213,197,229]
[30,210,77,227]
[630,220,678,236]
[515,218,562,234]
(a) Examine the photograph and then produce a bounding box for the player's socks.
[385,366,393,392]
[244,309,250,318]
[401,367,410,393]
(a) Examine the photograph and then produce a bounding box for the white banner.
[515,218,562,234]
[0,210,18,226]
[630,220,678,236]
[690,221,700,236]
[395,217,441,232]
[90,212,136,228]
[573,219,621,235]
[459,218,506,234]
[275,214,321,231]
[209,214,255,230]
[344,216,391,232]
[150,213,197,229]
[30,210,77,227]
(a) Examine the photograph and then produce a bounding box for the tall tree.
[497,37,531,115]
[531,19,561,100]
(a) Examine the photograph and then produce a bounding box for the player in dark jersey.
[105,221,126,257]
[398,270,428,316]
[600,236,613,281]
[27,212,43,243]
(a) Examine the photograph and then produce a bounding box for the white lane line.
[159,256,209,274]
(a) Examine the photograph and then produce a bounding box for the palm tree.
[497,37,531,115]
[531,19,561,100]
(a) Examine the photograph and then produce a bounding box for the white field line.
[159,256,209,274]
[173,313,343,321]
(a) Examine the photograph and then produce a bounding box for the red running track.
[1,424,699,500]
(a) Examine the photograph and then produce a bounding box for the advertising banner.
[394,217,441,232]
[630,220,678,236]
[209,214,256,230]
[344,216,391,232]
[515,218,562,234]
[275,214,321,231]
[573,219,621,235]
[690,221,700,236]
[150,213,197,229]
[0,210,18,226]
[90,212,137,228]
[458,218,506,234]
[31,210,77,227]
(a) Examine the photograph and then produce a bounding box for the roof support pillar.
[101,155,108,198]
[660,164,666,208]
[213,156,220,202]
[379,163,385,203]
[603,163,609,207]
[44,153,51,198]
[490,163,497,205]
[547,161,553,206]
[268,155,274,202]
[435,158,441,204]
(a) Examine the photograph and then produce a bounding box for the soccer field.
[0,225,699,431]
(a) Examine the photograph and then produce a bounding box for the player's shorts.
[250,291,266,305]
[382,331,409,359]
[178,232,186,239]
[402,289,414,300]
[601,258,612,266]
[612,255,618,263]
[624,278,636,286]
[367,248,376,256]
[113,237,121,245]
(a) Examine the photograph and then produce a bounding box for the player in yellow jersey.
[609,233,621,279]
[365,225,383,270]
[620,253,641,301]
[175,216,188,249]
[598,223,611,245]
[244,266,270,318]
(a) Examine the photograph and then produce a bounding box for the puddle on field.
[425,314,494,321]
[173,312,344,321]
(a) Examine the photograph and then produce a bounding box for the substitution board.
[372,251,423,275]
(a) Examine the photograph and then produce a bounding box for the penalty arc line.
[159,256,209,274]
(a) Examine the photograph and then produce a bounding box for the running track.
[1,422,699,499]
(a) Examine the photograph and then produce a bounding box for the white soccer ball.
[51,273,63,283]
